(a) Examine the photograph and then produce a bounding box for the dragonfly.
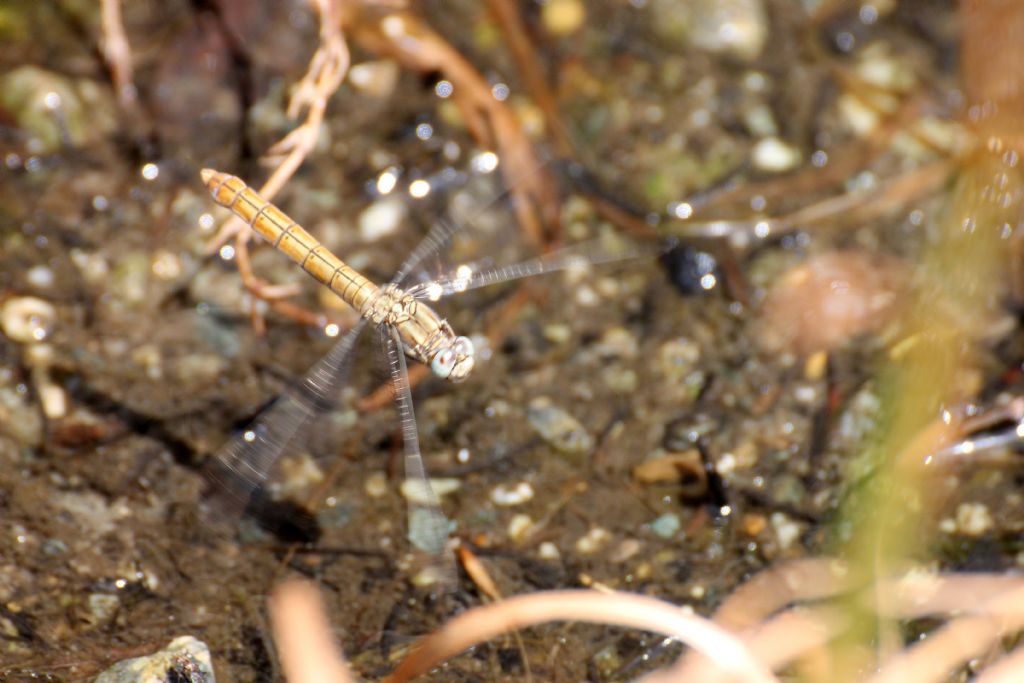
[200,163,662,557]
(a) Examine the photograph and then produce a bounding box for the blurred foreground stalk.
[830,1,1024,679]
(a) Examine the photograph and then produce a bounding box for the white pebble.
[358,198,407,242]
[507,513,533,540]
[575,527,611,554]
[364,471,388,498]
[1,296,56,343]
[348,60,400,98]
[490,481,535,507]
[955,502,994,537]
[751,137,802,173]
[538,541,560,560]
[26,265,54,289]
[770,512,802,550]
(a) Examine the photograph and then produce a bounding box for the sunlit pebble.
[491,83,510,101]
[415,123,433,141]
[490,481,534,507]
[324,323,340,338]
[140,163,159,181]
[359,197,406,242]
[859,4,879,24]
[752,136,801,172]
[435,80,454,98]
[26,265,54,289]
[508,513,533,540]
[219,244,236,261]
[538,541,560,560]
[470,150,499,174]
[408,179,431,198]
[575,527,611,554]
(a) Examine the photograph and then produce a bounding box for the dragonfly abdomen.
[201,169,380,313]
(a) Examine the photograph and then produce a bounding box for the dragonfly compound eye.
[452,335,474,359]
[430,348,456,378]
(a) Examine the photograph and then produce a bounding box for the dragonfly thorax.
[363,284,475,382]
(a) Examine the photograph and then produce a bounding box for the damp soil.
[2,1,1021,681]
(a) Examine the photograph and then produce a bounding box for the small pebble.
[271,453,324,498]
[95,636,214,683]
[594,327,638,359]
[634,450,702,485]
[770,512,802,550]
[364,471,388,498]
[527,397,594,454]
[86,593,120,626]
[658,338,701,380]
[610,538,642,562]
[25,265,54,289]
[507,513,533,540]
[538,541,560,560]
[650,513,681,539]
[359,198,407,242]
[348,60,400,98]
[1,296,56,343]
[575,527,611,554]
[543,323,572,345]
[955,502,994,537]
[751,137,802,173]
[490,481,535,507]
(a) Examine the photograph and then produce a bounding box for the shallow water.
[2,1,1021,680]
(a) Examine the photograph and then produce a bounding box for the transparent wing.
[205,320,367,512]
[406,234,677,299]
[382,324,451,558]
[391,153,556,290]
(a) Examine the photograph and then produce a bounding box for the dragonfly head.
[430,335,475,382]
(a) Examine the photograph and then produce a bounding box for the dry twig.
[269,579,356,683]
[99,0,135,106]
[206,0,350,333]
